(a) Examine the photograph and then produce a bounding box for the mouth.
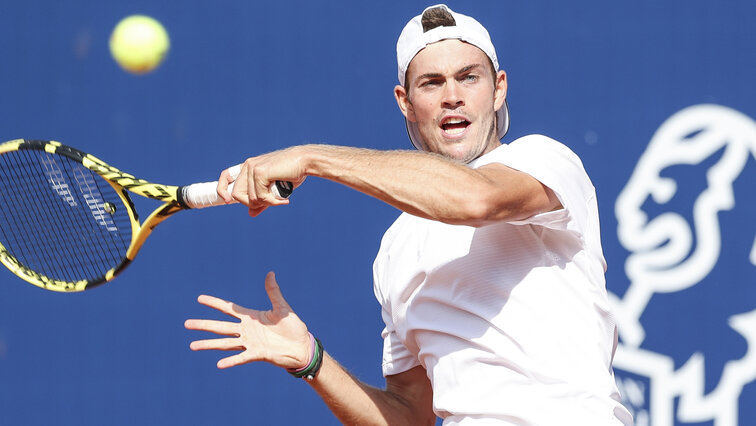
[440,117,471,136]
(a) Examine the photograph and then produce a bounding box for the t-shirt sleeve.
[379,310,421,376]
[473,134,596,240]
[373,243,421,377]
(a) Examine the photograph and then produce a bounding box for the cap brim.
[406,100,510,151]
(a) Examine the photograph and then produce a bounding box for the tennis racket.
[0,139,292,292]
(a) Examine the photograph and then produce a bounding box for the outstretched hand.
[184,272,311,370]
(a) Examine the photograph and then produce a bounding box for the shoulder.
[472,134,583,169]
[474,134,590,184]
[493,134,582,164]
[508,134,579,155]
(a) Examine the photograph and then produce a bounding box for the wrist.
[296,144,340,179]
[287,332,324,381]
[289,332,315,372]
[291,144,317,178]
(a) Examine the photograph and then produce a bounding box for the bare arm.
[302,145,559,226]
[220,145,560,227]
[185,272,435,425]
[311,358,435,426]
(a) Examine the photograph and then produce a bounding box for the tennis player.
[186,4,633,425]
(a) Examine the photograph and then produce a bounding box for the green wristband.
[288,337,324,381]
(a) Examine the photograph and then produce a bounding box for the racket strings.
[22,161,111,280]
[3,150,127,281]
[12,158,94,277]
[0,149,132,284]
[46,152,132,278]
[0,151,98,281]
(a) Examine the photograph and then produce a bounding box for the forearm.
[307,353,435,426]
[300,145,483,222]
[297,144,551,226]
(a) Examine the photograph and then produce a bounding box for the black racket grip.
[275,181,294,198]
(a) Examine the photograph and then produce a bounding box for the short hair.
[421,6,456,31]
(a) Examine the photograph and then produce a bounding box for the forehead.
[407,39,490,80]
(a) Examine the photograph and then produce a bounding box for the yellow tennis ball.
[109,15,170,74]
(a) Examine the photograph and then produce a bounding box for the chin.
[441,147,477,163]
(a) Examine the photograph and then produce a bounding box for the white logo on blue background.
[611,104,756,425]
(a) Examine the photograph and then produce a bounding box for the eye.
[420,79,442,88]
[462,74,478,83]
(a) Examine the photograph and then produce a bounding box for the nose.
[442,80,464,108]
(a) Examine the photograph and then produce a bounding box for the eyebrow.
[414,64,484,84]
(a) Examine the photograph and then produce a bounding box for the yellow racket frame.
[0,139,186,292]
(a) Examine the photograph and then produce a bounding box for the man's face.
[396,39,507,163]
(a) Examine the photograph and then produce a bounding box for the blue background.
[1,1,754,425]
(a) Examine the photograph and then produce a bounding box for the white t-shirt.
[372,135,633,425]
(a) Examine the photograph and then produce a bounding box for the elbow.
[451,192,545,227]
[461,201,496,227]
[450,179,559,227]
[447,195,509,227]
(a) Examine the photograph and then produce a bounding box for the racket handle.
[179,168,293,209]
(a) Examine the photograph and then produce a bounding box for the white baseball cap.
[396,4,509,150]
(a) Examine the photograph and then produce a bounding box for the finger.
[216,166,238,204]
[265,271,293,312]
[196,294,248,318]
[184,319,240,335]
[189,337,244,352]
[231,163,252,206]
[248,205,267,217]
[244,159,260,206]
[253,172,291,206]
[217,351,258,369]
[243,159,284,206]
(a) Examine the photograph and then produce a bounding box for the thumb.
[265,271,293,312]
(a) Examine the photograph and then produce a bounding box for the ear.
[394,85,417,122]
[493,70,508,112]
